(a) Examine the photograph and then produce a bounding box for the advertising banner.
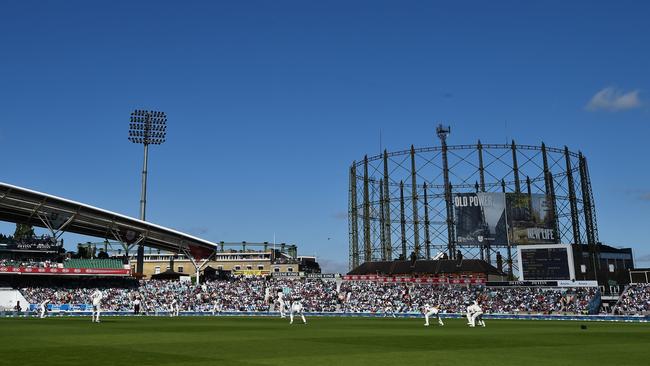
[342,275,485,285]
[454,192,507,246]
[271,271,301,278]
[506,193,556,245]
[0,266,130,276]
[305,273,337,279]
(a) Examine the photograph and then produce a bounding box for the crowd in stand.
[0,258,56,268]
[338,282,596,314]
[18,277,599,315]
[612,283,650,315]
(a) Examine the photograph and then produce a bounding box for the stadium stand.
[63,259,124,269]
[613,283,650,315]
[15,277,602,315]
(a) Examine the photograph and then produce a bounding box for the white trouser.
[279,301,286,317]
[290,311,306,324]
[466,312,473,324]
[92,306,101,322]
[470,312,484,327]
[470,312,485,327]
[40,308,46,318]
[425,311,444,326]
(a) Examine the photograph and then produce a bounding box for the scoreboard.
[517,244,575,280]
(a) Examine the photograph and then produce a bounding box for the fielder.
[383,301,397,318]
[289,299,307,325]
[39,299,50,319]
[423,304,444,326]
[90,289,103,323]
[211,300,222,315]
[468,301,485,327]
[170,298,180,317]
[277,291,287,318]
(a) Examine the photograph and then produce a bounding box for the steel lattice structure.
[348,134,599,277]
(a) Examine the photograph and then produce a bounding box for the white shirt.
[425,305,439,314]
[91,291,103,306]
[468,304,482,314]
[291,302,303,313]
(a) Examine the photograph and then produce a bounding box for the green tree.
[13,223,35,242]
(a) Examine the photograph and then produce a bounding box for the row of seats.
[63,259,124,269]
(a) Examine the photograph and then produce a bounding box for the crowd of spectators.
[612,283,650,315]
[0,258,56,268]
[18,277,599,315]
[338,282,596,314]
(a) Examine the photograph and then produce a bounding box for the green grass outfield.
[1,316,648,366]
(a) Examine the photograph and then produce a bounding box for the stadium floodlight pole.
[437,124,455,260]
[128,109,167,276]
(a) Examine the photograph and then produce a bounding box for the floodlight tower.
[128,109,167,275]
[436,124,455,259]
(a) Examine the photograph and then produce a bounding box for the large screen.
[519,247,571,280]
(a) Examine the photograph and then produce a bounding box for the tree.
[13,223,35,242]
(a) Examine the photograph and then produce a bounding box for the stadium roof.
[0,182,216,259]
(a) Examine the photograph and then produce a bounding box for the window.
[154,266,161,274]
[217,266,223,270]
[257,265,264,270]
[287,267,293,272]
[274,267,280,272]
[178,266,184,273]
[246,265,252,270]
[234,265,241,271]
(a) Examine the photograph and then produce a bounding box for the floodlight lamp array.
[128,109,167,145]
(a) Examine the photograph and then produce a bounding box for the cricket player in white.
[39,299,50,319]
[423,304,444,326]
[212,300,222,315]
[383,301,397,318]
[289,299,307,325]
[468,301,485,327]
[170,298,180,317]
[91,290,103,323]
[465,303,473,325]
[277,291,287,318]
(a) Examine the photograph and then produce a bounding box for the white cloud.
[586,87,642,111]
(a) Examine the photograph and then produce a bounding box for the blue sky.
[1,0,648,272]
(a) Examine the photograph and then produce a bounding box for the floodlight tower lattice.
[436,124,455,259]
[128,110,167,275]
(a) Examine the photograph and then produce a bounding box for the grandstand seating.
[63,259,123,269]
[15,277,604,315]
[613,283,650,315]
